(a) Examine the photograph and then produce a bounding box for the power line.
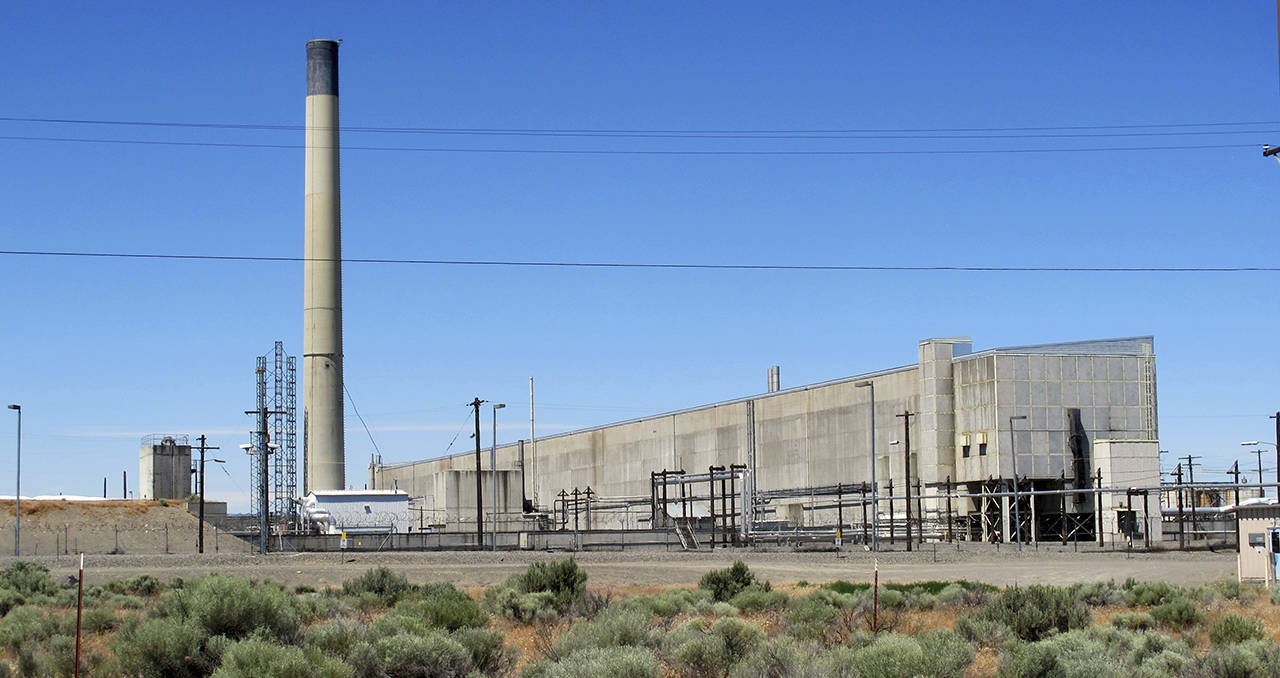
[0,249,1276,273]
[3,115,1279,135]
[0,135,1257,156]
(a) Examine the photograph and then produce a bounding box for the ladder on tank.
[675,518,700,550]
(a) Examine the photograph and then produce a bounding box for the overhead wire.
[0,134,1257,156]
[0,249,1275,273]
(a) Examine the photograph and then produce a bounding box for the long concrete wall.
[373,336,1158,531]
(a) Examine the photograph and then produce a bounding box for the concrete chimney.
[303,39,345,492]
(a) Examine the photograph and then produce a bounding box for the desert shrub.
[451,627,517,677]
[783,593,841,641]
[665,617,763,678]
[518,559,588,614]
[727,637,806,678]
[524,646,660,678]
[108,593,145,610]
[305,618,367,658]
[47,634,76,677]
[1149,598,1201,629]
[955,614,1015,649]
[83,606,117,633]
[111,616,216,678]
[483,585,557,623]
[1123,581,1182,608]
[297,592,351,624]
[1212,580,1260,604]
[550,606,657,660]
[729,584,787,612]
[211,639,351,678]
[936,582,995,608]
[998,630,1127,678]
[375,632,472,678]
[0,606,61,653]
[0,561,59,599]
[1188,586,1221,606]
[157,575,301,642]
[345,641,381,678]
[343,567,413,606]
[978,585,1089,642]
[1110,613,1156,631]
[620,588,711,618]
[699,561,758,603]
[1069,580,1124,607]
[15,647,48,678]
[818,631,972,678]
[122,574,163,596]
[1272,586,1280,606]
[395,583,488,631]
[1190,640,1280,678]
[296,584,317,594]
[1208,615,1267,646]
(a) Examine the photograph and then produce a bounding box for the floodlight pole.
[491,403,505,551]
[855,381,877,552]
[7,405,19,557]
[1009,415,1027,551]
[195,435,220,554]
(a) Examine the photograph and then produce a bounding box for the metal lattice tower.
[249,342,298,530]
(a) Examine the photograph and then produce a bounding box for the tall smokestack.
[303,39,345,492]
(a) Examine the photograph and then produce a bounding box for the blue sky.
[2,2,1278,511]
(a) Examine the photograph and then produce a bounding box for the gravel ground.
[5,542,1237,590]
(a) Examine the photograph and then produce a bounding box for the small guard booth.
[1233,499,1280,585]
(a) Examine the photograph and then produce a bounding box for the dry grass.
[0,499,163,518]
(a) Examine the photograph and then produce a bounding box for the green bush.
[524,646,660,678]
[998,629,1128,678]
[1208,615,1267,646]
[1122,581,1182,608]
[157,575,301,643]
[550,606,657,660]
[1190,640,1280,678]
[0,606,62,653]
[699,561,757,603]
[395,582,487,631]
[783,593,841,641]
[451,627,517,677]
[1212,580,1261,604]
[1149,598,1201,629]
[1069,580,1124,607]
[211,639,352,678]
[727,637,805,678]
[342,567,414,606]
[619,588,711,618]
[1110,613,1156,631]
[0,561,59,599]
[82,606,117,633]
[664,617,763,677]
[518,559,588,614]
[817,631,972,678]
[955,614,1015,649]
[111,616,216,678]
[978,585,1090,642]
[375,632,472,678]
[483,585,558,622]
[728,584,787,612]
[304,618,366,659]
[122,574,164,597]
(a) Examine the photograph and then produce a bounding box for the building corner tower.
[303,39,345,492]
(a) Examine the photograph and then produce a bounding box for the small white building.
[302,490,410,535]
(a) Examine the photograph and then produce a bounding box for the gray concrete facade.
[373,336,1158,531]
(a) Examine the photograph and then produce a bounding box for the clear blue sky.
[2,2,1278,511]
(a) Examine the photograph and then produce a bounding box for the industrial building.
[139,434,193,500]
[372,335,1162,544]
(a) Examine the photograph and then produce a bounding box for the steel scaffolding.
[249,342,297,531]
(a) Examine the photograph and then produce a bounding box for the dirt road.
[8,543,1236,591]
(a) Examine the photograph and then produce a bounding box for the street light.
[491,403,506,552]
[1009,415,1028,551]
[854,381,877,552]
[6,405,19,557]
[1241,441,1277,498]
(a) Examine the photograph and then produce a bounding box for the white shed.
[302,490,410,535]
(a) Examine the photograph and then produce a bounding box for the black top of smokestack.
[306,40,339,96]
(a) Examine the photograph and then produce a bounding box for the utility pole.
[895,410,915,551]
[1272,412,1279,489]
[195,435,220,554]
[1252,449,1266,497]
[1181,454,1201,542]
[470,398,485,550]
[246,405,285,555]
[1174,463,1184,549]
